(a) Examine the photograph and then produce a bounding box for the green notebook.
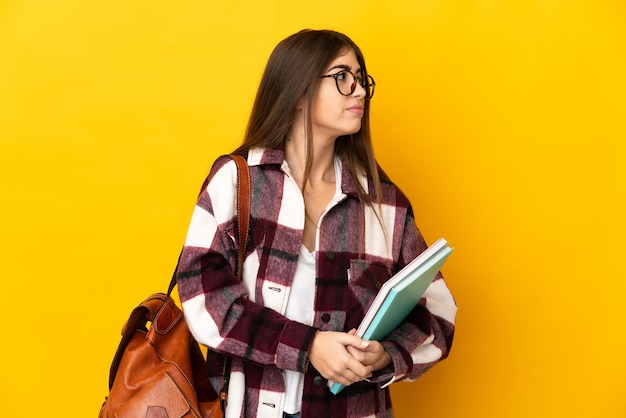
[329,238,453,395]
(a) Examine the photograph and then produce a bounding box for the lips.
[348,105,364,114]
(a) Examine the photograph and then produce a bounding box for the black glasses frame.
[320,70,376,99]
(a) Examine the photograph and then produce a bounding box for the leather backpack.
[99,154,250,417]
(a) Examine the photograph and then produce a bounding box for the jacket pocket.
[347,259,393,321]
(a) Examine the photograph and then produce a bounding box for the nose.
[352,80,366,98]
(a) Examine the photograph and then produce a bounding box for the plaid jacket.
[177,148,456,418]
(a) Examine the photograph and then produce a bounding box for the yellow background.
[1,1,625,417]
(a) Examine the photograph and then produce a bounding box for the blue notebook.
[329,238,453,395]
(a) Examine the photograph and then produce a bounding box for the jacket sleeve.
[371,206,457,386]
[176,157,317,372]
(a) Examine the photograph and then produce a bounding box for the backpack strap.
[231,154,251,279]
[167,154,251,295]
[107,293,171,389]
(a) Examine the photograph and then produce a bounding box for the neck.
[285,128,336,188]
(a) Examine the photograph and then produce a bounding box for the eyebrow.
[326,64,363,74]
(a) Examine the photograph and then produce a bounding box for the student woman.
[177,29,457,418]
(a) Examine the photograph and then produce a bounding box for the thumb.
[339,332,370,350]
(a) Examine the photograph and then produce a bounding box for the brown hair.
[233,29,388,204]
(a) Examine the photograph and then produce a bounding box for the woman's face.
[310,48,367,141]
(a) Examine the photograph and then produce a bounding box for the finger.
[329,351,372,380]
[345,357,374,380]
[346,345,367,362]
[332,365,372,386]
[338,333,370,350]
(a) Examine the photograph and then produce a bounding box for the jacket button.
[326,251,336,261]
[313,376,324,386]
[321,313,331,323]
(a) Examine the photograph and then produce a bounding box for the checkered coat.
[177,148,456,418]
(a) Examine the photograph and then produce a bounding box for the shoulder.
[341,158,412,210]
[200,149,286,201]
[376,176,413,210]
[196,155,240,198]
[210,154,240,177]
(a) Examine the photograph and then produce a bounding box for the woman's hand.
[346,329,392,371]
[308,331,374,386]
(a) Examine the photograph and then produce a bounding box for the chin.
[342,122,363,136]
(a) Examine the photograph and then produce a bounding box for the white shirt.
[283,244,316,413]
[283,157,343,413]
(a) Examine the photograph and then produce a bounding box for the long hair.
[233,29,388,204]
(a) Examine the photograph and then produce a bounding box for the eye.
[335,71,350,82]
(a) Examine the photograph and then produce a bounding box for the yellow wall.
[1,1,624,417]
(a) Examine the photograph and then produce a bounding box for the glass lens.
[335,71,356,95]
[365,75,375,99]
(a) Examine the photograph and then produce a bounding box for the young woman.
[177,29,457,418]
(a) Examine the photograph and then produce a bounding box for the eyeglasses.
[320,70,376,99]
